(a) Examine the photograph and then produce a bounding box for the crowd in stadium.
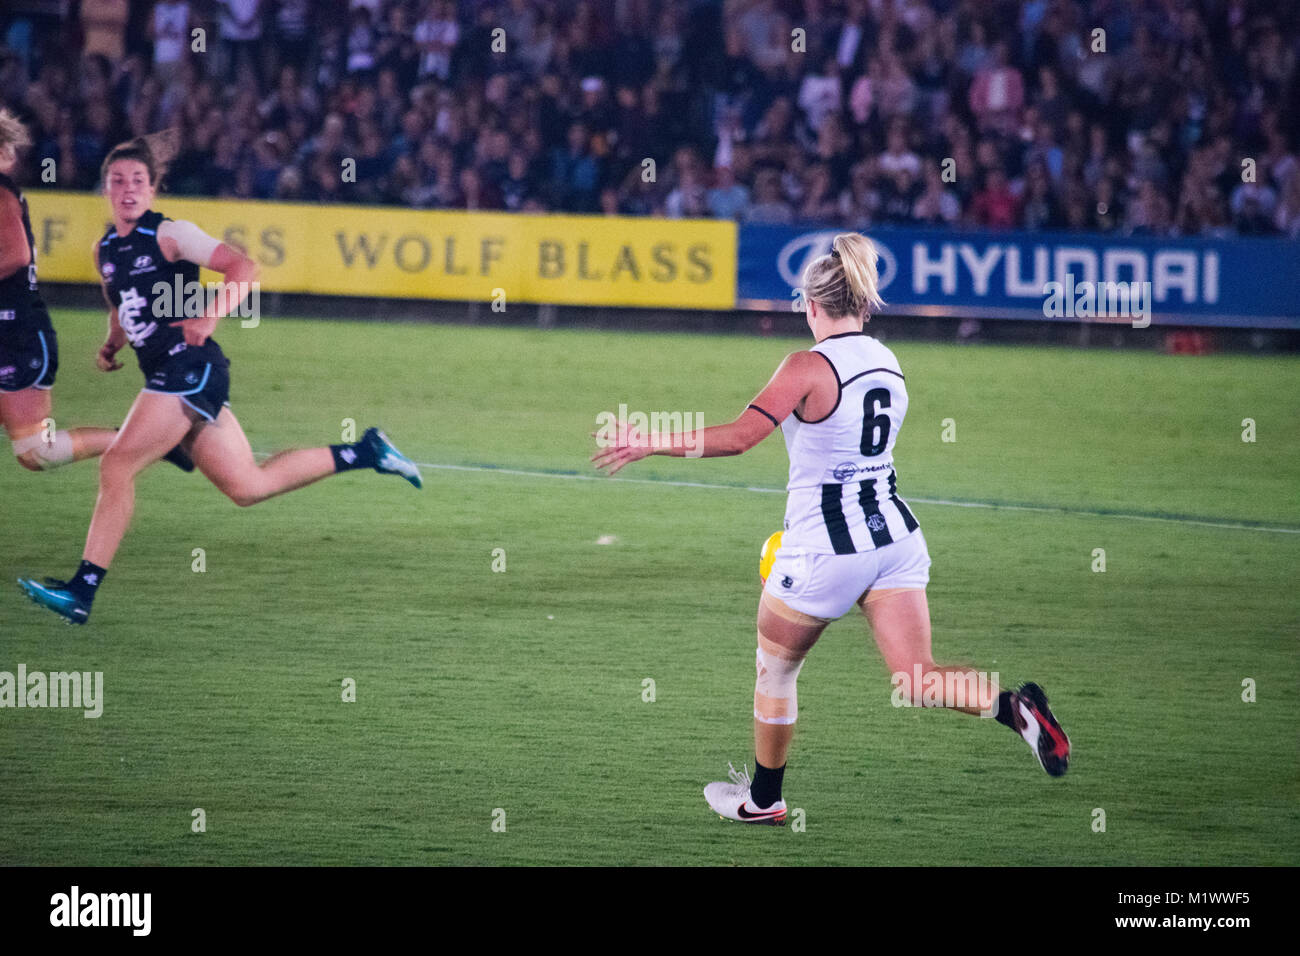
[1,0,1298,237]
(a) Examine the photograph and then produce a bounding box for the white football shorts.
[762,530,931,621]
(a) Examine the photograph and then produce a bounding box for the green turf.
[1,310,1297,865]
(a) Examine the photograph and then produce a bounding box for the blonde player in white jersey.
[593,233,1069,825]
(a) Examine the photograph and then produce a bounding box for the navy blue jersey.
[0,171,53,349]
[97,209,226,378]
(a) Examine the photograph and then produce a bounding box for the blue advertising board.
[737,225,1300,328]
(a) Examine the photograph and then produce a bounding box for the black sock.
[994,690,1018,729]
[329,439,377,473]
[751,759,785,809]
[67,561,107,604]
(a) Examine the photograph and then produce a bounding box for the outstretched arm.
[592,351,826,476]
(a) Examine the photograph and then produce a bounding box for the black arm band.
[746,404,780,428]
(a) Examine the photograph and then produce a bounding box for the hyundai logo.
[777,231,897,293]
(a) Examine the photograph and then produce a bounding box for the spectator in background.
[1274,171,1300,237]
[970,168,1019,229]
[81,0,129,63]
[274,0,312,70]
[346,7,379,76]
[913,162,960,226]
[838,159,877,227]
[218,0,264,88]
[414,1,458,82]
[745,166,793,224]
[970,41,1024,136]
[549,121,600,212]
[149,0,190,87]
[707,165,750,220]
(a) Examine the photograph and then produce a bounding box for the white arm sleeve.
[157,219,223,268]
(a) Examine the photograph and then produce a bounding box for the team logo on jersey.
[867,514,887,532]
[101,262,115,277]
[832,462,859,481]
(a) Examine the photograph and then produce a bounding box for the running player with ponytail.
[592,233,1070,825]
[19,135,422,625]
[0,109,120,473]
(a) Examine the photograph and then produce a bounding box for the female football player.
[0,109,117,473]
[19,137,422,624]
[593,233,1070,825]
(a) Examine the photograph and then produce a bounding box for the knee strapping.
[11,430,74,470]
[754,632,807,725]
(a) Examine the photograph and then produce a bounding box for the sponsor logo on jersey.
[29,358,40,368]
[0,365,15,378]
[130,254,155,276]
[781,575,793,589]
[0,309,15,321]
[832,462,859,481]
[168,342,187,356]
[101,262,115,277]
[184,371,198,385]
[340,448,357,464]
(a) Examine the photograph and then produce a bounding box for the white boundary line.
[405,458,1300,536]
[255,449,1300,535]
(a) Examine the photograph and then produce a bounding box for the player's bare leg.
[704,594,826,825]
[18,390,190,624]
[1,386,115,471]
[864,588,1070,775]
[84,391,194,567]
[862,588,997,715]
[188,407,422,507]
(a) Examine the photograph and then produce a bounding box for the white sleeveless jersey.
[779,332,920,554]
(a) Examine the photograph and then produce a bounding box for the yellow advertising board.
[25,192,737,310]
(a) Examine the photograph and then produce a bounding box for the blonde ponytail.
[802,232,886,319]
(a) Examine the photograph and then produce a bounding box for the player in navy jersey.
[18,136,422,625]
[0,109,119,473]
[593,233,1069,825]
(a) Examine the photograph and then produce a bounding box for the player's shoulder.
[854,333,904,377]
[138,209,167,233]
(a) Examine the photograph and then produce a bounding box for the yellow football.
[758,531,783,585]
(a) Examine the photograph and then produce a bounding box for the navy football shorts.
[0,325,57,392]
[143,358,231,422]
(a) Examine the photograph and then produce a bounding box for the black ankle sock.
[994,690,1017,728]
[330,439,377,473]
[751,760,785,809]
[67,561,107,604]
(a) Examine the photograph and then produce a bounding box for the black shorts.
[143,358,231,422]
[0,325,57,392]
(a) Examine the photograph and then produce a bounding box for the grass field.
[1,309,1297,866]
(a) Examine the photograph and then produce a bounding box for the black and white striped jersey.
[779,331,920,554]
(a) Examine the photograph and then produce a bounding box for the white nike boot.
[703,763,787,825]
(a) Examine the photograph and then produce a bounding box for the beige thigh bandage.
[754,631,807,726]
[761,590,830,626]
